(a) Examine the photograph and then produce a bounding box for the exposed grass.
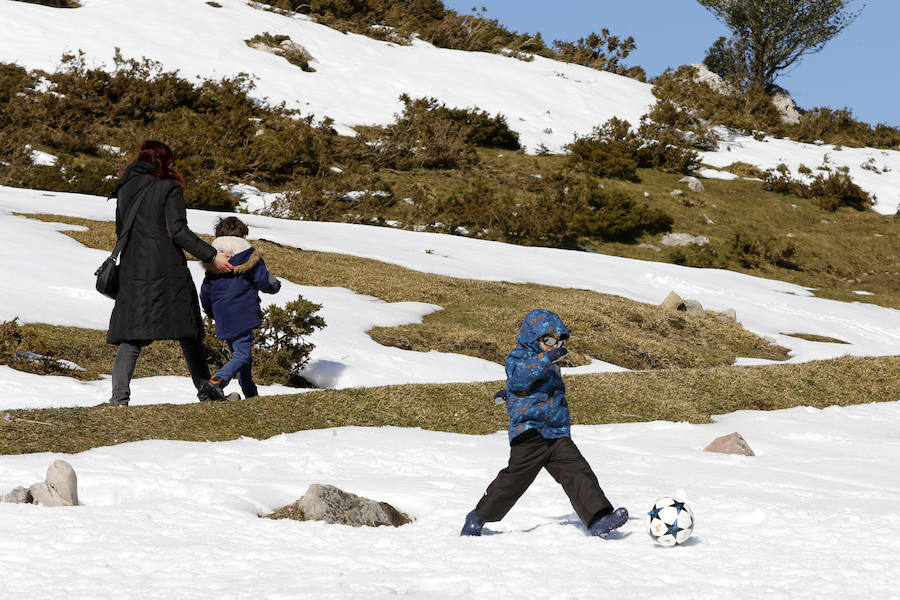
[19,214,788,376]
[1,355,896,455]
[782,333,850,344]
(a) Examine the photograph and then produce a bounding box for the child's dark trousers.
[475,429,613,527]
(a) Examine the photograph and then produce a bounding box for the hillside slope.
[2,0,899,213]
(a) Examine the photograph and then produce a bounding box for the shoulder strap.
[109,179,156,261]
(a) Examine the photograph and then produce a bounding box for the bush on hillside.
[204,297,326,388]
[727,230,798,269]
[253,0,645,79]
[0,318,70,376]
[357,95,520,170]
[566,114,702,178]
[561,181,674,242]
[566,118,641,180]
[791,107,900,150]
[764,164,873,212]
[550,30,646,79]
[651,65,784,136]
[245,32,316,72]
[653,65,900,150]
[0,52,334,204]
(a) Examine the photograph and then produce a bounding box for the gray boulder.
[768,84,802,125]
[679,176,705,193]
[661,291,707,318]
[690,63,738,95]
[268,484,410,527]
[29,460,78,506]
[660,233,710,247]
[704,432,755,456]
[1,486,33,504]
[715,309,738,323]
[681,299,707,318]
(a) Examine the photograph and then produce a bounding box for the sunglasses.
[540,335,564,348]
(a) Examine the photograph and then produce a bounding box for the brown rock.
[661,291,685,311]
[704,432,755,456]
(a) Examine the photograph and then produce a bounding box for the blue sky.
[441,0,898,127]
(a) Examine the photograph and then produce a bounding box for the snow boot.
[589,507,629,537]
[460,509,485,536]
[200,377,228,402]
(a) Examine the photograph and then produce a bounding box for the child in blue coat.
[200,217,281,400]
[460,309,628,537]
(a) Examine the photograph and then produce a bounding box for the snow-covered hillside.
[2,0,899,214]
[1,186,898,409]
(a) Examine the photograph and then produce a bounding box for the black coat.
[106,162,217,344]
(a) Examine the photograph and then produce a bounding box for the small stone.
[1,486,33,504]
[704,432,755,456]
[660,233,710,247]
[679,176,705,192]
[682,299,707,318]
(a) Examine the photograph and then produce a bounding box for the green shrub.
[651,65,783,137]
[566,118,640,180]
[567,114,701,179]
[727,230,798,269]
[790,107,900,150]
[0,53,335,204]
[255,297,326,386]
[806,169,873,211]
[245,32,316,72]
[567,184,673,242]
[764,165,873,212]
[359,95,483,170]
[0,318,70,376]
[204,296,326,387]
[252,0,645,79]
[550,29,645,79]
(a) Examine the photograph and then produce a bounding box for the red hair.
[129,140,185,190]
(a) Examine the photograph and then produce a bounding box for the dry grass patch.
[782,333,850,344]
[1,356,896,455]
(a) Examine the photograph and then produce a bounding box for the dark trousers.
[110,337,210,404]
[475,429,613,527]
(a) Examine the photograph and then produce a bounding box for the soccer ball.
[644,497,694,546]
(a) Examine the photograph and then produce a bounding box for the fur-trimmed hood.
[202,236,261,274]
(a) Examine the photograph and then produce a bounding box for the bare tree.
[699,0,864,89]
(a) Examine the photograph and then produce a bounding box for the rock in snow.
[267,483,410,527]
[704,432,755,456]
[29,460,79,506]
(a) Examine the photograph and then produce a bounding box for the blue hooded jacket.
[200,237,280,340]
[504,309,571,442]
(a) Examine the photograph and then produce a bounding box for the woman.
[106,140,233,406]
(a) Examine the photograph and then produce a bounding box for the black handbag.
[94,180,154,299]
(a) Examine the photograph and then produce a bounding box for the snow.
[1,402,900,598]
[1,3,899,597]
[701,134,900,215]
[4,0,898,214]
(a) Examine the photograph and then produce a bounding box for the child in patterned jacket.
[460,309,628,537]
